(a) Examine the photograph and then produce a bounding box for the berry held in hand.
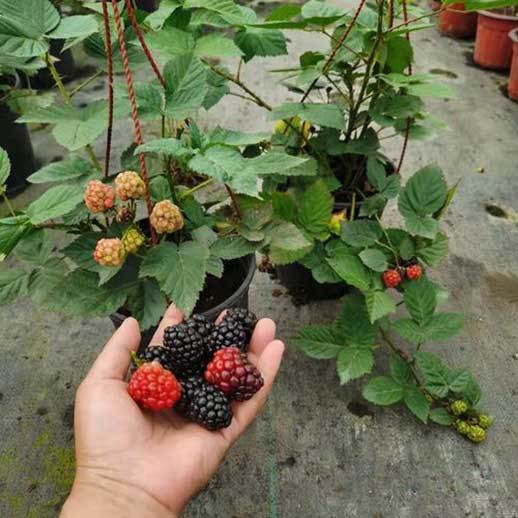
[204,347,264,401]
[128,362,182,411]
[383,269,402,288]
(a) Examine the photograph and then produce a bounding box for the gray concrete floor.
[1,2,518,517]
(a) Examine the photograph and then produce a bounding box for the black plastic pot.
[0,102,37,196]
[110,254,257,350]
[135,0,159,12]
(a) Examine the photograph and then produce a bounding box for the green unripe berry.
[478,414,493,430]
[425,394,434,403]
[450,400,469,416]
[467,425,486,443]
[454,419,471,436]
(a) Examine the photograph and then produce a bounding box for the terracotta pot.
[509,29,518,100]
[430,0,442,12]
[474,10,518,70]
[439,3,478,39]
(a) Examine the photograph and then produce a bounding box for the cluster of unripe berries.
[449,399,493,443]
[382,263,423,288]
[84,171,184,268]
[127,309,263,430]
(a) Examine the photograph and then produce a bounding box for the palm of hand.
[73,306,283,515]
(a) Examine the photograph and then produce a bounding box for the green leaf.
[268,222,312,265]
[341,220,382,247]
[210,236,257,260]
[404,276,436,326]
[183,0,245,24]
[391,318,427,344]
[26,184,83,224]
[0,215,33,257]
[335,293,377,347]
[145,26,195,58]
[301,0,345,23]
[366,157,386,192]
[209,128,269,147]
[195,33,242,58]
[203,68,230,110]
[0,270,30,305]
[164,53,208,119]
[404,387,430,423]
[0,146,10,186]
[140,241,209,315]
[13,229,53,264]
[390,355,413,386]
[299,244,341,284]
[149,176,172,202]
[429,407,455,426]
[188,144,242,181]
[269,103,345,130]
[134,138,194,160]
[365,289,396,323]
[415,351,449,397]
[144,0,181,30]
[424,312,464,341]
[463,376,482,406]
[133,83,164,120]
[293,325,344,359]
[327,248,370,291]
[363,376,405,405]
[386,36,413,73]
[234,27,287,62]
[359,249,388,272]
[416,233,448,267]
[47,14,98,40]
[298,179,333,235]
[447,368,471,394]
[266,5,301,21]
[336,346,374,385]
[272,192,297,222]
[127,279,166,331]
[27,156,93,184]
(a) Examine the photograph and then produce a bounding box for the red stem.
[301,0,367,103]
[111,0,157,244]
[124,0,166,89]
[224,184,242,221]
[101,0,114,179]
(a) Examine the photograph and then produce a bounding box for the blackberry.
[163,321,205,372]
[181,382,233,430]
[177,375,205,413]
[138,346,175,373]
[187,314,215,340]
[225,308,257,338]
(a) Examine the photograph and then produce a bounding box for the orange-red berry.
[93,238,125,267]
[150,200,184,234]
[115,170,146,201]
[382,269,402,288]
[406,264,423,280]
[84,180,114,213]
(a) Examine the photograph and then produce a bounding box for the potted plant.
[508,27,518,99]
[291,165,493,443]
[0,0,316,345]
[439,3,478,39]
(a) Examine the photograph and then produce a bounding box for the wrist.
[61,468,179,518]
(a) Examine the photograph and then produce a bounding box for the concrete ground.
[1,2,518,517]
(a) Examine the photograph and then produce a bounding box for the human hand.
[61,305,284,517]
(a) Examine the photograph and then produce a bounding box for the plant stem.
[180,178,214,199]
[45,54,102,171]
[387,8,440,33]
[380,327,421,384]
[225,184,242,221]
[0,188,16,217]
[69,70,103,97]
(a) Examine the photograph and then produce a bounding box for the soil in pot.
[474,9,518,69]
[508,28,518,100]
[439,3,478,39]
[111,254,256,350]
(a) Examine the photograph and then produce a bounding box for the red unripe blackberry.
[382,269,402,288]
[84,180,114,213]
[205,347,264,402]
[406,264,423,280]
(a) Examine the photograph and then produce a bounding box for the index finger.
[149,304,184,346]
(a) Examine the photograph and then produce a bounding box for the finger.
[215,309,227,325]
[222,339,284,444]
[86,318,141,381]
[248,318,276,356]
[150,304,184,346]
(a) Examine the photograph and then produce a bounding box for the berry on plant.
[93,238,125,267]
[180,381,233,430]
[450,400,469,416]
[467,425,486,443]
[150,200,184,234]
[163,321,206,373]
[328,210,346,234]
[382,269,402,288]
[454,419,471,436]
[128,361,182,411]
[205,347,264,401]
[406,264,423,281]
[122,227,146,255]
[115,170,146,201]
[116,205,136,223]
[84,180,115,213]
[478,414,493,429]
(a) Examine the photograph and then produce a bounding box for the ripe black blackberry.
[180,381,232,430]
[205,308,257,357]
[138,346,175,373]
[163,321,205,372]
[187,314,214,339]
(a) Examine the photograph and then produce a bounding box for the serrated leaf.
[366,157,386,192]
[27,156,93,184]
[210,236,257,260]
[298,179,333,235]
[447,368,471,393]
[27,184,84,224]
[164,53,208,118]
[415,351,449,397]
[135,138,194,160]
[209,128,269,147]
[336,294,376,347]
[127,279,166,331]
[234,27,287,62]
[144,0,181,30]
[363,376,405,405]
[429,407,455,426]
[416,233,448,267]
[391,318,427,344]
[337,346,374,385]
[272,192,297,222]
[183,0,245,24]
[404,387,429,423]
[145,26,195,58]
[386,36,413,73]
[390,355,414,386]
[140,241,209,315]
[424,312,464,341]
[301,0,345,23]
[268,222,312,265]
[293,325,344,359]
[359,249,388,272]
[0,270,30,305]
[463,376,482,406]
[203,68,229,110]
[365,289,396,323]
[269,102,345,130]
[327,248,370,291]
[341,220,383,247]
[0,146,11,186]
[404,276,436,326]
[13,229,53,264]
[195,33,243,57]
[0,216,34,256]
[48,14,98,40]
